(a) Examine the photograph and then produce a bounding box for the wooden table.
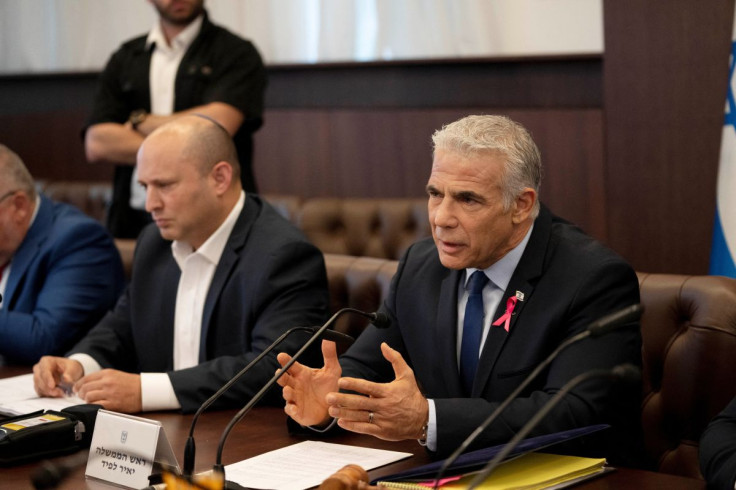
[0,367,706,489]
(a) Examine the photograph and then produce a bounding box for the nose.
[145,187,160,213]
[430,197,457,229]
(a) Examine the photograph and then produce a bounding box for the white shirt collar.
[172,191,245,268]
[146,14,203,53]
[464,223,534,292]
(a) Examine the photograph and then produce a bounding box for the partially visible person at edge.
[0,144,124,365]
[276,115,643,464]
[84,0,266,239]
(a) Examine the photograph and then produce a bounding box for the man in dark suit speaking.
[34,115,329,414]
[277,115,642,460]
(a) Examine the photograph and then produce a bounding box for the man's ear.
[210,161,233,195]
[11,192,33,222]
[512,188,537,224]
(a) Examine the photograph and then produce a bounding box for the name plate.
[85,409,179,489]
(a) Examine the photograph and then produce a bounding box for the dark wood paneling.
[265,56,602,109]
[603,0,734,274]
[255,108,606,241]
[0,110,113,182]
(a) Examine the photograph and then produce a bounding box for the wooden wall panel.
[603,0,734,274]
[255,108,606,242]
[0,110,112,182]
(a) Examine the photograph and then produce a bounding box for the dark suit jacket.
[85,11,267,238]
[0,195,125,364]
[69,194,329,412]
[700,396,736,489]
[340,205,642,460]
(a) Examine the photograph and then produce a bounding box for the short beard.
[153,2,204,27]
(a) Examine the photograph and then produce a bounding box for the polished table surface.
[0,367,706,489]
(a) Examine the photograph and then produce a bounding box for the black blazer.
[700,396,736,489]
[340,205,642,459]
[69,194,330,412]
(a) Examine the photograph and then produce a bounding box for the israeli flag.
[710,21,736,278]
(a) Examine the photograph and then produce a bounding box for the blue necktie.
[460,271,489,394]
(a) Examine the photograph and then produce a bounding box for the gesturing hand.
[277,340,342,427]
[327,343,429,441]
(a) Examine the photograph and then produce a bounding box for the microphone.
[465,364,641,489]
[183,325,355,477]
[31,451,89,489]
[432,303,643,488]
[212,308,390,483]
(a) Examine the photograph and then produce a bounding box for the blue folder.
[373,424,610,484]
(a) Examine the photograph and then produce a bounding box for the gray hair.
[431,115,541,218]
[0,144,37,200]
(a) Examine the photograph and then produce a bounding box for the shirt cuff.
[69,353,102,376]
[427,399,437,451]
[140,373,181,412]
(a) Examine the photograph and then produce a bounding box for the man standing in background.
[84,0,266,238]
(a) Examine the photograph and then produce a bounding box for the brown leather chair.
[261,194,303,223]
[42,180,111,224]
[323,253,397,340]
[297,198,430,260]
[114,239,136,281]
[637,272,736,478]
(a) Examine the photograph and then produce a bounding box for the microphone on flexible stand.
[465,363,641,489]
[182,325,355,478]
[212,308,390,486]
[432,303,643,489]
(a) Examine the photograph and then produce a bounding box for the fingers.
[322,340,340,372]
[33,356,72,398]
[380,342,414,380]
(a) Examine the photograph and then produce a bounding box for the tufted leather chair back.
[324,253,398,340]
[637,272,736,477]
[42,180,111,224]
[296,198,430,260]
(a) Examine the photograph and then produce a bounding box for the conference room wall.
[0,0,731,276]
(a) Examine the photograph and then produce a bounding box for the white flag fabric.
[710,17,736,278]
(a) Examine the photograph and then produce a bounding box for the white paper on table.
[225,440,412,490]
[0,373,85,416]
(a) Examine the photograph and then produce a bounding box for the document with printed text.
[225,440,412,490]
[0,373,84,416]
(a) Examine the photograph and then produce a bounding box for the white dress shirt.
[72,191,245,411]
[129,15,204,210]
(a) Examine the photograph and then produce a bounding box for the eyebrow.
[453,190,485,202]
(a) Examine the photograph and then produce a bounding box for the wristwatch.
[128,109,148,130]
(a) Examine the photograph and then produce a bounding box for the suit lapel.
[473,205,553,396]
[4,196,51,307]
[198,197,257,361]
[436,269,465,397]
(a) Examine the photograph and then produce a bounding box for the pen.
[57,382,74,397]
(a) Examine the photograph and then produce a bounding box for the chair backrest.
[42,180,111,224]
[637,272,736,477]
[323,253,397,339]
[297,198,430,260]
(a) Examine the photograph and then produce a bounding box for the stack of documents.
[0,374,84,416]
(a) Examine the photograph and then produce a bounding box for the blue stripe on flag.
[710,208,736,277]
